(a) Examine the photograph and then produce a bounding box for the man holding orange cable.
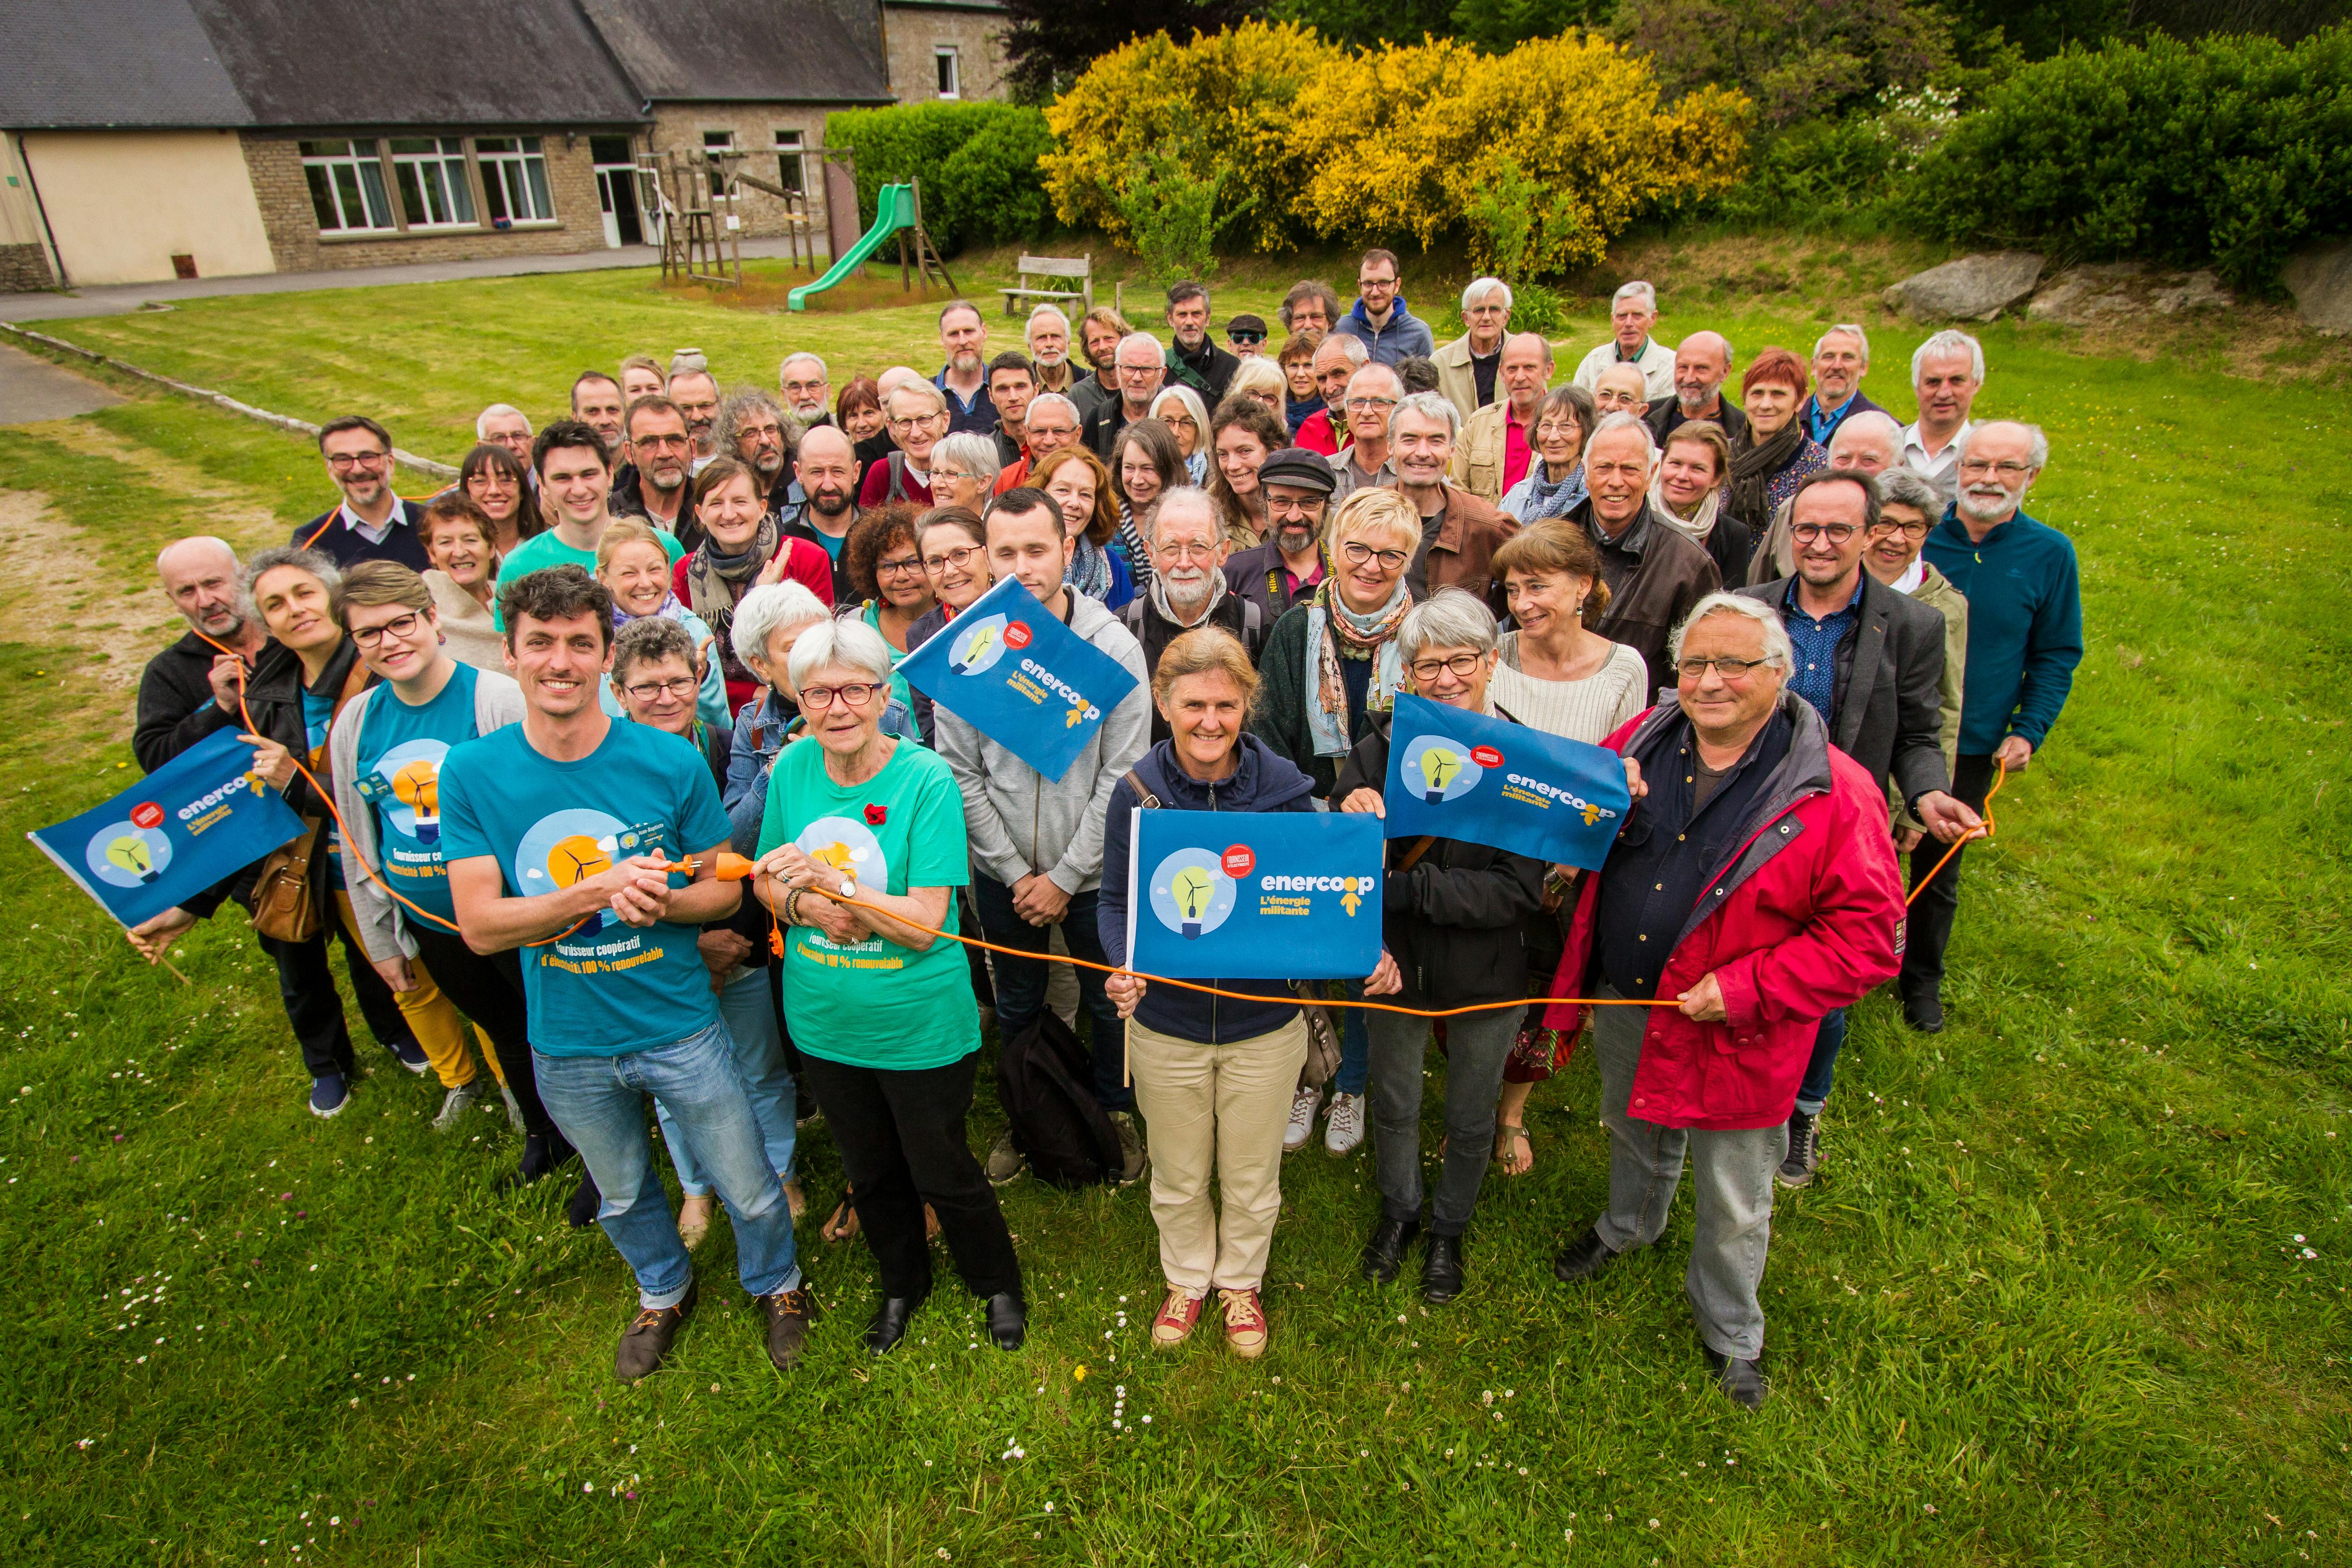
[1547,593,1906,1411]
[440,564,813,1382]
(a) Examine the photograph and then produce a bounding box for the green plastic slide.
[787,183,918,312]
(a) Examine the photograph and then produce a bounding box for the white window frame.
[475,136,555,225]
[388,137,476,230]
[299,139,395,235]
[772,128,806,199]
[934,46,961,100]
[703,129,737,197]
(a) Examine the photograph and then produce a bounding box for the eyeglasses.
[327,451,388,471]
[350,611,425,647]
[930,468,971,484]
[1340,540,1409,571]
[1408,652,1486,683]
[799,681,885,710]
[1152,541,1220,563]
[635,433,693,451]
[887,412,946,431]
[923,544,983,573]
[1677,656,1773,680]
[623,675,698,702]
[876,556,926,578]
[1267,495,1322,518]
[1956,458,2033,478]
[1788,523,1861,544]
[1868,518,1931,540]
[1229,332,1264,345]
[1345,396,1399,412]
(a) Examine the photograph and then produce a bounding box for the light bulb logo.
[391,758,441,844]
[789,819,892,933]
[1403,732,1483,804]
[946,613,1011,676]
[1149,848,1235,940]
[86,821,173,890]
[372,740,453,843]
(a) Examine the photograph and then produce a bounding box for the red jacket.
[1544,694,1906,1131]
[1297,407,1340,456]
[672,537,836,712]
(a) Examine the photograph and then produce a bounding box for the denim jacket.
[723,686,917,852]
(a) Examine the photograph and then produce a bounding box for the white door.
[594,169,622,248]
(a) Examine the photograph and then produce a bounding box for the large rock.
[1882,252,2045,322]
[2026,262,2232,326]
[2282,240,2352,336]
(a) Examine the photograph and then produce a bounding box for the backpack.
[1121,593,1264,662]
[995,1010,1123,1188]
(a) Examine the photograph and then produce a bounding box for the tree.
[1612,0,1951,125]
[998,0,1264,102]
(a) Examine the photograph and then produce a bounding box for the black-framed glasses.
[1267,495,1323,518]
[1869,518,1931,540]
[1340,540,1408,571]
[922,544,983,573]
[876,555,926,578]
[623,676,697,702]
[800,681,885,710]
[326,451,388,471]
[1788,523,1860,544]
[350,611,425,647]
[1408,652,1486,683]
[1677,656,1773,680]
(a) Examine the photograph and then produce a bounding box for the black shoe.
[984,1291,1026,1351]
[1901,987,1945,1034]
[1359,1215,1420,1284]
[1421,1232,1465,1304]
[758,1285,816,1372]
[614,1280,697,1382]
[1703,1344,1768,1410]
[567,1170,603,1229]
[496,1132,576,1195]
[864,1290,929,1356]
[1552,1225,1620,1285]
[1775,1109,1820,1190]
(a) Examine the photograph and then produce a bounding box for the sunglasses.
[1229,331,1265,345]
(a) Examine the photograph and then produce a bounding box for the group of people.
[123,256,2082,1408]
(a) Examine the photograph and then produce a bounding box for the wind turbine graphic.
[1171,864,1215,939]
[1419,745,1461,804]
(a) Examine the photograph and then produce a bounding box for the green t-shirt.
[493,523,684,628]
[757,736,976,1071]
[859,598,917,718]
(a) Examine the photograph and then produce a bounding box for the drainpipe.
[14,133,69,289]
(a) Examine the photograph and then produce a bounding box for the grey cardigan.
[329,666,527,962]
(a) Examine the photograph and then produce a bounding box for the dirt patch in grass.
[0,486,174,730]
[42,417,281,547]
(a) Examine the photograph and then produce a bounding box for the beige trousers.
[1127,1014,1310,1294]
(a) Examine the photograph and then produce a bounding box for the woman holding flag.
[1333,588,1548,1306]
[1098,627,1400,1358]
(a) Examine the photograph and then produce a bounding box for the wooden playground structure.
[636,147,954,302]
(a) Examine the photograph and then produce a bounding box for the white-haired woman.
[752,617,1023,1356]
[926,431,1001,515]
[1152,384,1213,485]
[1336,588,1551,1305]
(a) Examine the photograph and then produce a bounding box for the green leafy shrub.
[1905,26,2352,289]
[824,103,1056,254]
[1431,279,1571,341]
[1113,141,1253,284]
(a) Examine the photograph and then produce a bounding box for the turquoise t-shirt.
[492,524,685,628]
[858,599,917,720]
[348,663,479,923]
[300,686,347,890]
[438,718,733,1057]
[756,737,977,1071]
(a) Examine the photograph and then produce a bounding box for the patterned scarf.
[1728,416,1806,528]
[682,518,776,691]
[1514,461,1587,524]
[1305,577,1409,758]
[1069,533,1114,602]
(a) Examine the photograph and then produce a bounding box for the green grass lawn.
[1,259,2348,1565]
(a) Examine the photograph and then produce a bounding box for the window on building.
[704,129,736,196]
[299,140,394,234]
[935,47,960,100]
[475,137,554,224]
[389,137,475,228]
[772,129,805,199]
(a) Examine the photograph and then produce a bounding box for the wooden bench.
[1000,253,1093,316]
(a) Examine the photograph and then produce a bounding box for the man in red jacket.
[1547,592,1905,1409]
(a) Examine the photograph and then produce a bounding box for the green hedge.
[823,103,1056,255]
[1905,27,2352,289]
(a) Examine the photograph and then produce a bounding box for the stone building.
[0,0,1009,289]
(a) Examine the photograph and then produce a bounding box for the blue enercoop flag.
[29,728,308,928]
[897,576,1139,782]
[1125,808,1384,980]
[1380,692,1630,871]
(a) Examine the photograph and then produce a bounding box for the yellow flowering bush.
[1045,25,1751,271]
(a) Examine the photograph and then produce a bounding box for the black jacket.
[1224,541,1320,624]
[1701,511,1757,593]
[240,635,368,822]
[1167,338,1239,402]
[1737,571,1950,810]
[1119,591,1265,743]
[1332,712,1547,1008]
[135,630,246,774]
[289,499,431,573]
[1097,735,1316,1044]
[1083,399,1134,462]
[611,466,700,550]
[1648,398,1750,451]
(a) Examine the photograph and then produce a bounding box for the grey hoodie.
[936,587,1150,895]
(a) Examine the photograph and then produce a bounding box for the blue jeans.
[656,967,798,1196]
[970,872,1131,1112]
[1794,1008,1847,1117]
[533,1023,801,1308]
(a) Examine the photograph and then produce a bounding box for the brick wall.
[0,242,55,291]
[884,6,1009,103]
[645,107,847,245]
[242,132,613,274]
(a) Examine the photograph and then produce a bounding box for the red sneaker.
[1221,1288,1269,1359]
[1151,1286,1206,1347]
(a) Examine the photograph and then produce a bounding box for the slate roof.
[578,0,894,104]
[0,0,252,129]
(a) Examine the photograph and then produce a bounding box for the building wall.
[0,137,56,289]
[18,129,275,286]
[882,5,1009,104]
[644,106,840,247]
[241,131,609,274]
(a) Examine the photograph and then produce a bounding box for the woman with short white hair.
[1152,384,1213,485]
[927,431,1001,515]
[752,616,1023,1355]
